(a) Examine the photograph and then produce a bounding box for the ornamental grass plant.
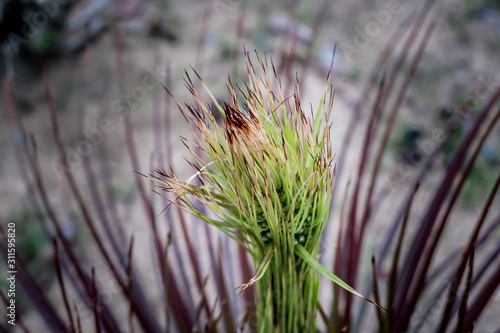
[145,54,379,332]
[2,2,500,332]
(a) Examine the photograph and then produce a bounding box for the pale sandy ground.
[1,0,499,332]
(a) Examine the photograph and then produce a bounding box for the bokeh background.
[1,0,500,332]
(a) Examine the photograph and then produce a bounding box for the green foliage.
[347,66,362,82]
[448,0,500,40]
[7,209,49,275]
[2,208,53,313]
[30,27,57,54]
[148,55,376,332]
[390,124,423,164]
[462,148,500,205]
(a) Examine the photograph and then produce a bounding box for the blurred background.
[1,0,500,332]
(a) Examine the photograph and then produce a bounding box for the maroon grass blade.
[53,239,75,332]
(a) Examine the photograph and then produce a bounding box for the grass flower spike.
[148,53,378,332]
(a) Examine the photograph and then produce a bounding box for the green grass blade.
[295,244,386,311]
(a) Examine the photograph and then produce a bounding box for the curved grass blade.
[236,247,273,293]
[295,244,386,311]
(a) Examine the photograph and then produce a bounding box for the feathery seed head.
[149,53,336,289]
